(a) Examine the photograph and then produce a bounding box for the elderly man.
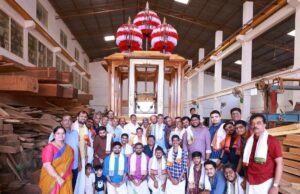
[141,117,152,137]
[243,114,283,194]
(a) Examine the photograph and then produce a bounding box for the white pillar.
[186,60,193,106]
[289,0,300,108]
[213,31,223,110]
[198,48,205,117]
[128,60,135,115]
[157,60,164,114]
[241,1,253,120]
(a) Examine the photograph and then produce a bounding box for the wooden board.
[283,140,300,148]
[284,159,300,169]
[290,148,300,155]
[60,72,72,84]
[0,75,38,93]
[35,84,64,97]
[282,172,300,184]
[0,55,26,72]
[62,87,78,99]
[283,152,300,161]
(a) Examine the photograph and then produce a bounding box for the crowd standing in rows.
[39,107,283,194]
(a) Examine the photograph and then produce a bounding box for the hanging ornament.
[116,17,143,52]
[151,17,178,54]
[133,2,161,38]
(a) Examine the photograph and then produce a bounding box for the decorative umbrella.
[151,18,178,53]
[116,17,143,52]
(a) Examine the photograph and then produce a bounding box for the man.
[148,146,167,194]
[101,116,109,128]
[130,127,147,146]
[48,114,81,191]
[152,114,167,153]
[111,117,122,142]
[120,133,133,157]
[166,135,188,194]
[204,160,226,194]
[243,114,283,194]
[141,117,152,137]
[224,164,245,194]
[103,116,114,134]
[117,117,126,132]
[128,143,150,194]
[209,110,225,166]
[86,116,95,164]
[221,121,240,168]
[235,120,251,175]
[123,114,140,139]
[169,117,185,146]
[188,151,211,194]
[93,111,102,128]
[150,114,158,126]
[190,107,197,117]
[164,116,174,149]
[182,114,211,160]
[107,110,115,125]
[103,142,128,194]
[73,111,90,194]
[231,107,242,122]
[93,126,113,166]
[143,135,157,158]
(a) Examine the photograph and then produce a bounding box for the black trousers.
[72,168,78,191]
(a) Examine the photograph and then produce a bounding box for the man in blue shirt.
[209,110,224,166]
[151,114,167,153]
[103,142,128,194]
[204,160,226,194]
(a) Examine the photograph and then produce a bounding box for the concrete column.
[240,1,253,120]
[289,0,300,108]
[157,60,164,114]
[128,60,135,115]
[213,31,223,110]
[198,48,205,117]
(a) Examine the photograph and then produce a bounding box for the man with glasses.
[243,114,283,194]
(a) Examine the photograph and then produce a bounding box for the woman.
[39,126,74,194]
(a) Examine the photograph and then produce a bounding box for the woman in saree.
[39,126,74,194]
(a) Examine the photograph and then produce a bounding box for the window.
[82,78,89,93]
[10,19,23,57]
[0,10,9,50]
[47,48,53,67]
[60,30,67,48]
[72,70,81,89]
[56,56,70,72]
[84,59,88,70]
[56,56,61,71]
[36,1,48,27]
[38,41,46,67]
[75,48,79,61]
[28,34,38,65]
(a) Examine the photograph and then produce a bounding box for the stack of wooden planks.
[268,124,300,194]
[0,103,59,193]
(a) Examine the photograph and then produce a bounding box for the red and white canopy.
[116,22,143,52]
[133,3,161,37]
[151,22,178,53]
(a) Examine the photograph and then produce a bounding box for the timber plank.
[62,87,78,98]
[284,166,300,176]
[283,152,300,161]
[284,159,300,169]
[35,84,64,97]
[0,145,19,153]
[290,148,300,155]
[283,140,300,148]
[0,55,26,72]
[282,172,300,184]
[0,75,38,93]
[60,72,72,84]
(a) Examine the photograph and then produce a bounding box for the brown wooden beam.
[0,55,26,72]
[60,72,73,84]
[36,84,64,97]
[0,75,38,93]
[63,87,78,99]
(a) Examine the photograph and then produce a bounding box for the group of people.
[39,107,283,194]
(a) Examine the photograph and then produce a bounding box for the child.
[85,163,95,194]
[94,165,107,194]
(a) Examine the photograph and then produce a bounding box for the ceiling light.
[175,0,189,4]
[104,35,115,41]
[234,60,242,65]
[287,30,295,37]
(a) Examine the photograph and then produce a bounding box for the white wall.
[88,62,108,112]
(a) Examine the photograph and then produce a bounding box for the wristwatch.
[273,183,279,187]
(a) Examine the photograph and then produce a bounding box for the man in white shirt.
[123,114,140,139]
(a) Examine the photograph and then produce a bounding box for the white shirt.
[85,172,95,194]
[123,122,140,138]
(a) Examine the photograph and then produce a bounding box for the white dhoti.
[107,182,127,194]
[165,179,185,194]
[246,178,273,194]
[148,178,165,194]
[128,180,150,194]
[74,159,85,194]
